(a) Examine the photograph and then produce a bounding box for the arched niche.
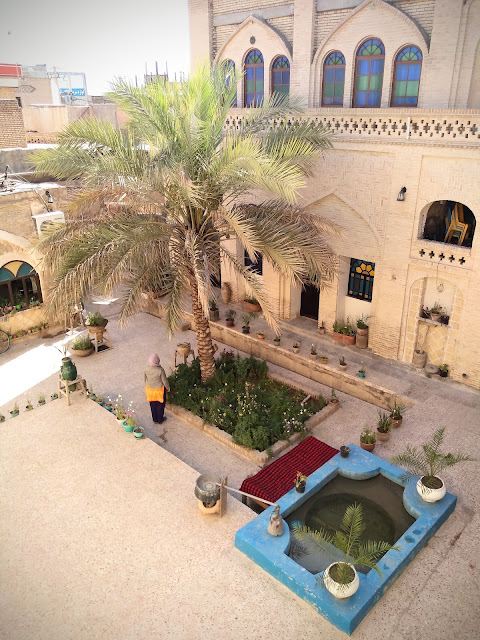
[420,200,476,248]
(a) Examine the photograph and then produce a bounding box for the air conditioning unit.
[32,210,65,236]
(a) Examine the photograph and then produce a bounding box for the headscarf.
[148,353,160,367]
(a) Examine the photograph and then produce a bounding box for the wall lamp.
[45,190,54,204]
[397,187,407,202]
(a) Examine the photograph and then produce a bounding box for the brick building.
[0,64,27,149]
[189,0,480,388]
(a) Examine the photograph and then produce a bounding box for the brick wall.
[395,0,435,38]
[0,100,27,149]
[212,0,285,14]
[314,8,350,51]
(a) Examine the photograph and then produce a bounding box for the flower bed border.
[166,372,339,467]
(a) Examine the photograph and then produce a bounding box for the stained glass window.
[272,56,290,96]
[323,51,345,106]
[244,49,264,107]
[244,250,263,275]
[354,39,385,107]
[0,261,42,308]
[348,258,375,301]
[392,46,422,106]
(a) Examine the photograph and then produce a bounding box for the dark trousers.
[150,399,165,423]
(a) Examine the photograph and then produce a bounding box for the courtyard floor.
[0,301,479,639]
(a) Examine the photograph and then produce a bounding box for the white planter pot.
[416,476,446,503]
[323,563,359,599]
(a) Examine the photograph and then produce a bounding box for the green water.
[286,474,415,575]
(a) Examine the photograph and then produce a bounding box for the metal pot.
[195,474,221,504]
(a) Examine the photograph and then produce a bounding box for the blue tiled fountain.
[235,444,456,635]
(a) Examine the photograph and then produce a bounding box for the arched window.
[354,38,385,107]
[272,56,290,96]
[223,59,237,107]
[0,261,43,310]
[392,46,422,106]
[422,201,476,247]
[322,51,345,106]
[244,49,264,107]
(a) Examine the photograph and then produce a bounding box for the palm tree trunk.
[190,281,216,382]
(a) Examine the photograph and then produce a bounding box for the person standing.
[144,354,170,424]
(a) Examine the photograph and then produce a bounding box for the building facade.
[189,0,480,389]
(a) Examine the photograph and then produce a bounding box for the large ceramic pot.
[323,563,359,599]
[87,319,108,336]
[416,476,446,503]
[390,415,403,428]
[242,300,261,313]
[60,357,77,381]
[221,282,232,304]
[360,442,375,452]
[412,349,427,368]
[376,430,390,442]
[332,332,355,346]
[70,347,93,358]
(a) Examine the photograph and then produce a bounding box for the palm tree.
[292,503,398,595]
[32,64,338,382]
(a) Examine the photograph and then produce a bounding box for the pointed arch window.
[272,56,290,96]
[223,59,237,107]
[354,39,385,107]
[323,51,345,106]
[392,46,422,106]
[244,49,264,107]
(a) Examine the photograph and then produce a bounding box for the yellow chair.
[444,203,468,245]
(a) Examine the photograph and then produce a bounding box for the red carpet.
[240,436,339,503]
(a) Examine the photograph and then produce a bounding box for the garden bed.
[167,352,337,466]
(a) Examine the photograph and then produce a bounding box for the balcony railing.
[226,108,480,147]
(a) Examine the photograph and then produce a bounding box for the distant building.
[0,64,27,149]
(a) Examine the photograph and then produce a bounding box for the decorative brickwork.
[0,100,26,149]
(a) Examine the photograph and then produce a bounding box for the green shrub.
[168,353,325,450]
[71,336,93,350]
[85,311,106,326]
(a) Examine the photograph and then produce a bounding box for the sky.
[0,0,190,95]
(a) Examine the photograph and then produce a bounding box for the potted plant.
[103,397,114,412]
[242,296,261,313]
[439,363,449,378]
[85,311,108,336]
[209,299,220,322]
[257,331,265,340]
[133,425,144,439]
[294,471,307,493]
[310,344,317,360]
[292,504,399,599]
[392,427,475,503]
[340,445,350,458]
[225,309,236,327]
[25,399,33,411]
[358,364,366,378]
[123,414,136,433]
[426,302,442,323]
[241,312,254,334]
[273,335,281,346]
[339,356,347,372]
[50,392,58,401]
[10,402,19,418]
[329,389,339,404]
[38,393,46,407]
[318,320,326,335]
[88,387,97,402]
[70,336,94,357]
[360,425,376,451]
[332,320,356,346]
[114,395,127,425]
[388,399,406,428]
[356,316,369,335]
[292,341,301,354]
[55,344,77,386]
[96,395,105,406]
[376,411,393,442]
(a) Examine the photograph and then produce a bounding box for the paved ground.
[1,300,479,639]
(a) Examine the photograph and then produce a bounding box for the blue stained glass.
[246,49,264,63]
[396,64,408,80]
[405,96,417,104]
[371,58,384,74]
[368,91,381,106]
[17,263,34,277]
[255,93,264,105]
[246,67,254,79]
[283,70,290,83]
[356,91,367,106]
[336,67,345,82]
[257,67,264,79]
[325,68,335,83]
[325,51,346,65]
[357,59,370,75]
[408,63,421,80]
